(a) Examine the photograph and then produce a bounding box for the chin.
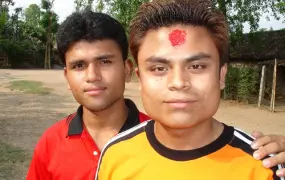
[83,102,110,112]
[156,114,201,129]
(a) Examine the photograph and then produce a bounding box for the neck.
[154,119,223,150]
[82,97,128,133]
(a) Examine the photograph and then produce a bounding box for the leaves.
[0,0,59,68]
[276,2,285,14]
[93,0,283,43]
[24,4,41,27]
[74,0,94,11]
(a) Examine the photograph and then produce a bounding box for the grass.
[0,141,29,179]
[8,80,52,95]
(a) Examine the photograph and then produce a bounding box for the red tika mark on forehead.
[169,29,186,46]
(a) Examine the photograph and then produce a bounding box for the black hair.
[130,0,229,66]
[56,10,128,65]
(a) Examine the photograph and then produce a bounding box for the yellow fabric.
[98,131,274,180]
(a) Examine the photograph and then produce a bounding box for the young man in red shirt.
[26,11,149,180]
[27,10,285,180]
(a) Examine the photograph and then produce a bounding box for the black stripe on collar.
[146,121,234,161]
[67,99,140,136]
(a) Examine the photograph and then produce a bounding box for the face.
[136,25,227,129]
[65,40,132,112]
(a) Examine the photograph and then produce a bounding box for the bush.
[223,65,259,102]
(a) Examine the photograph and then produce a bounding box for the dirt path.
[0,69,284,179]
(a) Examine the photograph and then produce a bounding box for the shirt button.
[93,151,98,156]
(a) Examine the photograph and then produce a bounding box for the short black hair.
[130,0,229,66]
[56,10,128,65]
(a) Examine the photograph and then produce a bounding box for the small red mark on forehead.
[169,29,186,46]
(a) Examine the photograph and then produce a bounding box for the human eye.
[99,58,112,64]
[190,64,206,70]
[149,65,168,75]
[73,63,85,69]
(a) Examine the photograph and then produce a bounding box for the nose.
[86,63,102,83]
[167,67,190,91]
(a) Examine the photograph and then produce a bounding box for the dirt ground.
[0,69,284,179]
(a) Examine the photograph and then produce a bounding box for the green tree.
[93,0,284,42]
[41,0,58,69]
[0,0,14,12]
[276,2,285,14]
[94,0,148,34]
[24,4,41,27]
[0,11,7,35]
[74,0,94,11]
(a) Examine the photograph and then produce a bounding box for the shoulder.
[34,114,74,150]
[229,127,256,155]
[103,120,149,153]
[95,120,149,179]
[230,127,284,180]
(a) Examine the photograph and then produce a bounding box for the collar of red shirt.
[66,98,140,136]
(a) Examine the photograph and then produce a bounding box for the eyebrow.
[68,54,116,66]
[145,52,211,64]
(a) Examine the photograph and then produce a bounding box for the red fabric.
[139,112,150,123]
[26,112,150,180]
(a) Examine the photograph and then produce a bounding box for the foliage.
[0,0,59,68]
[0,11,7,34]
[40,0,58,69]
[24,4,41,27]
[92,0,283,43]
[74,0,94,11]
[0,0,14,13]
[276,2,285,14]
[223,65,259,102]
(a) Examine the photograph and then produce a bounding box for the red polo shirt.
[26,99,149,180]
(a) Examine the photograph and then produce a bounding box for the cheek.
[102,67,126,88]
[192,74,220,91]
[67,73,83,90]
[140,74,165,97]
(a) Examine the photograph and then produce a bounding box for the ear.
[135,67,141,91]
[219,64,228,90]
[124,59,133,83]
[64,67,71,90]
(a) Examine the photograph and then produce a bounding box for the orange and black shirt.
[26,99,150,180]
[96,120,284,180]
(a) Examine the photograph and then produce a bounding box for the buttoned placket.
[81,128,101,168]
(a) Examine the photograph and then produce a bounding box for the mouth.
[164,99,197,108]
[84,87,106,96]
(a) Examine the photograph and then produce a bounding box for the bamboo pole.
[258,65,266,107]
[270,59,277,112]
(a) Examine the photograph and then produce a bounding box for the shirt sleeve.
[26,134,52,180]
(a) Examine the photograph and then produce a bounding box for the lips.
[164,99,197,108]
[84,86,106,96]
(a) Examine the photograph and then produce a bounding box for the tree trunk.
[44,0,55,69]
[44,41,48,68]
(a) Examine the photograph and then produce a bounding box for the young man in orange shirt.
[96,1,285,179]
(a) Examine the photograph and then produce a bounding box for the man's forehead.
[168,29,187,47]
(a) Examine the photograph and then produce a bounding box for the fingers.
[251,131,264,139]
[261,152,285,177]
[251,135,285,150]
[276,168,285,177]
